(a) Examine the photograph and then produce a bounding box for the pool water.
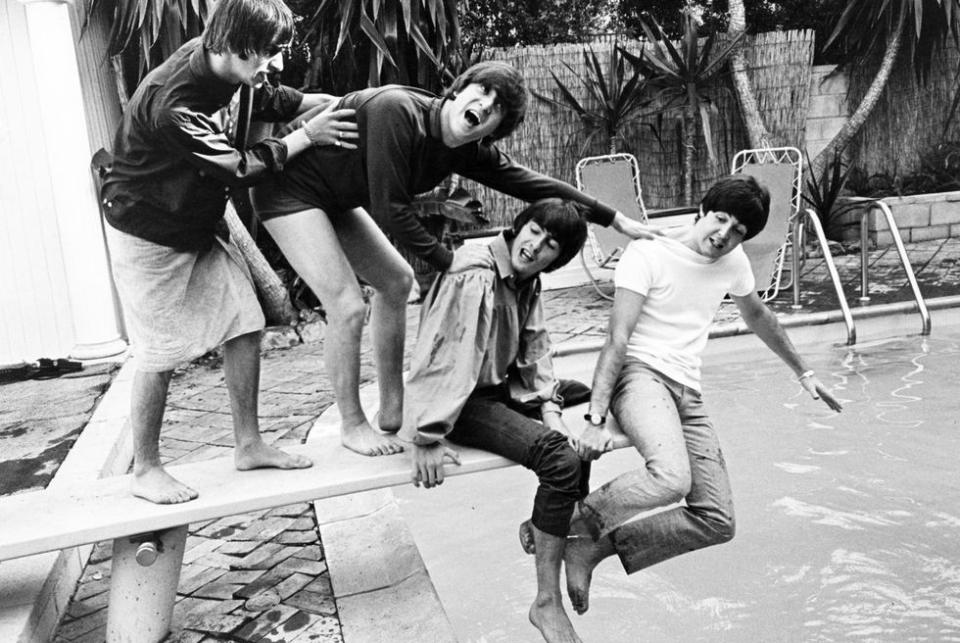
[393,328,960,642]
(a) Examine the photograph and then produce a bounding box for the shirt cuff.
[427,245,454,271]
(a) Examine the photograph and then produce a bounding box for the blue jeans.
[579,359,735,574]
[447,380,591,538]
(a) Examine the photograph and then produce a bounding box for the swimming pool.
[393,324,960,642]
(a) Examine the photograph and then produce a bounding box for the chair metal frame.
[575,153,648,268]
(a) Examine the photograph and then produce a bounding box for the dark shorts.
[250,178,319,221]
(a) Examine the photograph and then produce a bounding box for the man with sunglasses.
[101,0,357,504]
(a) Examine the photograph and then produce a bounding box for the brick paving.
[48,236,960,642]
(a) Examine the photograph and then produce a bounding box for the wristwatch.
[584,412,606,426]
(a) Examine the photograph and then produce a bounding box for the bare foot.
[235,440,312,471]
[342,420,404,457]
[131,466,198,504]
[519,519,536,554]
[529,596,582,643]
[563,536,600,615]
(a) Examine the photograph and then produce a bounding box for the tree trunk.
[727,0,773,149]
[682,100,697,205]
[810,10,905,179]
[224,200,298,325]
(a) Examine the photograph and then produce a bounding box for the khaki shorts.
[106,226,265,372]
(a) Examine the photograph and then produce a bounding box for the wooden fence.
[848,40,960,176]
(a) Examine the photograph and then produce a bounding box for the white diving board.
[0,412,628,563]
[0,348,627,642]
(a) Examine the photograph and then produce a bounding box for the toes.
[518,521,536,554]
[570,590,588,615]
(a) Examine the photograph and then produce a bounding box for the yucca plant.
[533,45,654,155]
[802,146,859,241]
[622,8,744,205]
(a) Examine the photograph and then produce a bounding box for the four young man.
[101,0,843,640]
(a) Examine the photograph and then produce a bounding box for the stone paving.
[0,364,118,496]
[24,236,960,642]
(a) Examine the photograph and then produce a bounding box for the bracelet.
[797,370,815,382]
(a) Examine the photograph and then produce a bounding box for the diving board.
[0,347,628,642]
[0,407,627,563]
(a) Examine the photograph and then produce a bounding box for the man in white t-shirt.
[560,175,843,614]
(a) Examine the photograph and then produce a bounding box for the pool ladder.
[791,199,931,345]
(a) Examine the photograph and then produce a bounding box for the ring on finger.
[335,139,341,147]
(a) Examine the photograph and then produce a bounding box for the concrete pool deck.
[3,237,960,642]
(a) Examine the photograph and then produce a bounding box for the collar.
[187,39,241,103]
[428,96,446,140]
[490,233,517,289]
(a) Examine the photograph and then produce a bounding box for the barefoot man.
[561,175,843,615]
[101,0,357,503]
[401,199,609,643]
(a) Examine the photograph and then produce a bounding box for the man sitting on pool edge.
[400,199,594,643]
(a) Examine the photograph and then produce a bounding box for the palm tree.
[80,0,211,104]
[624,9,744,205]
[726,0,773,149]
[299,0,461,93]
[810,0,960,178]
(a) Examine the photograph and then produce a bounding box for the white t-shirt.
[614,236,755,390]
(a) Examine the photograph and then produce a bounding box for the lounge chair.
[575,153,648,270]
[729,147,805,302]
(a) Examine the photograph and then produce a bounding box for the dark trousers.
[447,380,591,537]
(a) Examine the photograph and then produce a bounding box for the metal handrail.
[792,209,857,344]
[849,198,931,335]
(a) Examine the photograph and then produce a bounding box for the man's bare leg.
[528,524,582,643]
[130,369,198,504]
[224,331,312,470]
[265,209,401,457]
[366,287,406,433]
[563,531,616,615]
[340,207,414,435]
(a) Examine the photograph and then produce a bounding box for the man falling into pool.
[551,174,843,615]
[400,199,595,643]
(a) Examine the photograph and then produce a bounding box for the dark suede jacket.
[257,86,616,270]
[102,38,303,250]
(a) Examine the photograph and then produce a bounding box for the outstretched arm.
[733,292,843,412]
[609,211,663,241]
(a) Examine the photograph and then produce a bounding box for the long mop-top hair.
[202,0,295,58]
[507,199,589,272]
[445,61,528,142]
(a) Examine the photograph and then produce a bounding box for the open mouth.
[464,109,480,127]
[519,247,535,262]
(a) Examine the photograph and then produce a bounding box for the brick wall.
[804,64,847,160]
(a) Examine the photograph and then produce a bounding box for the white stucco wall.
[0,0,124,366]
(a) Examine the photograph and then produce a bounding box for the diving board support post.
[106,525,187,643]
[792,209,856,344]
